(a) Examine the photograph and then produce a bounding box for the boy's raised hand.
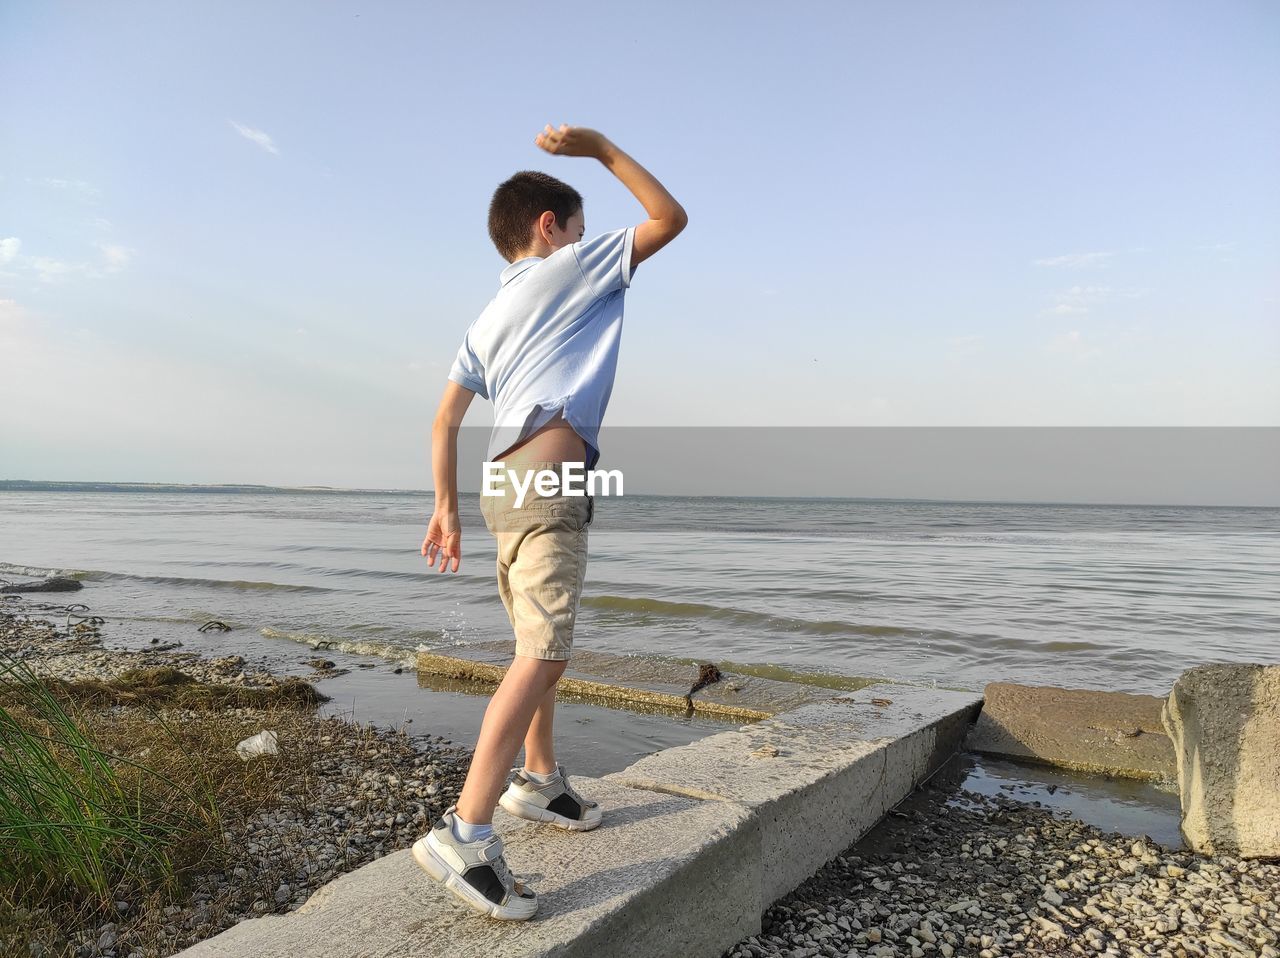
[421,509,462,574]
[535,124,609,158]
[536,122,686,268]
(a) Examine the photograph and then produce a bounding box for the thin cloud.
[230,120,280,155]
[1049,285,1113,315]
[39,177,101,200]
[97,243,134,271]
[0,237,19,264]
[946,334,983,359]
[1049,329,1100,359]
[30,256,77,283]
[1033,251,1117,269]
[1042,285,1149,317]
[10,243,136,283]
[0,298,26,325]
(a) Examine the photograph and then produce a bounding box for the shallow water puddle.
[946,752,1183,848]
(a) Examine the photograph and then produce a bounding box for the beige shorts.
[479,462,593,661]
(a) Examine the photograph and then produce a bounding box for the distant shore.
[0,479,426,497]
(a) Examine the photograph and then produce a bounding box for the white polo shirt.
[448,227,635,469]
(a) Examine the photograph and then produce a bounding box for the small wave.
[582,594,917,639]
[0,561,78,579]
[2,560,336,593]
[259,626,429,666]
[90,570,334,593]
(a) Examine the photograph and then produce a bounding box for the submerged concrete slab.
[967,682,1176,782]
[418,641,854,721]
[606,684,982,907]
[177,777,758,958]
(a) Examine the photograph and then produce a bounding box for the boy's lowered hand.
[534,124,611,159]
[421,509,462,574]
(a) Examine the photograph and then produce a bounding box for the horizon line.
[1,479,1275,510]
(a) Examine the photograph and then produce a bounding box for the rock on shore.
[0,575,83,593]
[1163,663,1280,859]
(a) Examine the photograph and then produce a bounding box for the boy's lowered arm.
[534,124,688,269]
[422,380,476,574]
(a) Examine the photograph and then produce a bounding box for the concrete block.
[176,777,759,958]
[966,682,1175,781]
[1162,663,1280,858]
[606,684,981,907]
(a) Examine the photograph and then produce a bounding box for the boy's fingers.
[438,545,456,572]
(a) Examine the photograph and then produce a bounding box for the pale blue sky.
[2,1,1277,489]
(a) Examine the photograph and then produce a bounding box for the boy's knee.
[541,657,569,681]
[515,653,569,683]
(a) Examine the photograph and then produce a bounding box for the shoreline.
[1,599,473,958]
[4,595,1277,958]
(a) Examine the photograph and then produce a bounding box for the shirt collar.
[500,256,541,286]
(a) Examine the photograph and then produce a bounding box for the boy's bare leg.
[455,655,567,825]
[521,682,560,774]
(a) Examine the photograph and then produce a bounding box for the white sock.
[451,813,494,844]
[523,765,560,785]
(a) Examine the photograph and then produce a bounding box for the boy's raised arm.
[422,380,475,574]
[534,124,688,269]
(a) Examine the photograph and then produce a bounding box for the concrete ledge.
[966,682,1175,782]
[606,684,982,907]
[177,778,759,958]
[177,683,982,958]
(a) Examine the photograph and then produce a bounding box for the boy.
[412,123,687,920]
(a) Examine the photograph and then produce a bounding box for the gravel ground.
[724,776,1279,958]
[1,599,474,958]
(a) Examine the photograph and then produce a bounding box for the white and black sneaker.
[411,805,538,920]
[498,763,603,831]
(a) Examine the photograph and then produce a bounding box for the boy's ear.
[536,210,556,241]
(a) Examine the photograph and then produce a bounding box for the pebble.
[720,772,1280,958]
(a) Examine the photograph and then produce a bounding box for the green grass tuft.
[0,654,223,909]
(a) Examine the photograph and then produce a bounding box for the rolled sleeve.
[573,227,635,298]
[448,334,489,399]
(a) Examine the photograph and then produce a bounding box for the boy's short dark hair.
[488,171,583,262]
